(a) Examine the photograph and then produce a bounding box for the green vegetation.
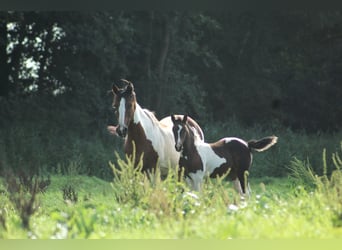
[1,11,342,239]
[0,141,342,239]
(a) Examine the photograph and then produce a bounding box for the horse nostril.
[116,126,127,138]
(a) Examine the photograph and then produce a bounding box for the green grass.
[1,167,342,239]
[1,138,342,239]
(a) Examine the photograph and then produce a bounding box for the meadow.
[1,117,342,239]
[0,142,342,239]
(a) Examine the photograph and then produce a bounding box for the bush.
[109,144,243,222]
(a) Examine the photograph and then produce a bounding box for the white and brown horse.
[171,114,278,195]
[109,80,204,177]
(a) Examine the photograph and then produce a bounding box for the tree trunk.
[0,19,11,97]
[155,15,171,112]
[145,11,154,80]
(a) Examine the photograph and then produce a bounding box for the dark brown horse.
[109,80,204,177]
[171,114,278,195]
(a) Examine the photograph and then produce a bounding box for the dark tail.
[248,136,278,152]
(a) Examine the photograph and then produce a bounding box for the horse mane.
[186,122,202,143]
[142,108,159,125]
[191,126,202,141]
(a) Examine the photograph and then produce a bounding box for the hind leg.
[236,150,253,197]
[233,178,244,196]
[237,169,253,198]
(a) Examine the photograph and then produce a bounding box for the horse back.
[160,115,204,141]
[209,138,251,178]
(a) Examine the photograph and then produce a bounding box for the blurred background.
[0,11,341,179]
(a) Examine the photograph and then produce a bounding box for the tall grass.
[108,144,237,220]
[288,142,342,228]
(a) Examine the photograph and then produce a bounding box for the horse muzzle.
[116,126,128,138]
[175,145,182,152]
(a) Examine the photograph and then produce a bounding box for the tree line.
[1,11,342,133]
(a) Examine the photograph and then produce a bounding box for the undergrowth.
[109,144,239,220]
[289,142,342,228]
[0,135,342,238]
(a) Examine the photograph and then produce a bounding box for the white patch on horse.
[233,179,244,196]
[187,170,205,191]
[176,125,182,148]
[118,98,126,129]
[224,137,248,147]
[133,104,180,175]
[195,141,226,175]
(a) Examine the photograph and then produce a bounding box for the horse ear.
[120,79,134,92]
[126,82,134,93]
[112,84,120,95]
[182,114,188,123]
[171,114,176,123]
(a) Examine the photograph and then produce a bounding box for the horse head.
[171,114,188,152]
[112,79,136,137]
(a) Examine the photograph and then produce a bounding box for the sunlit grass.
[1,145,342,239]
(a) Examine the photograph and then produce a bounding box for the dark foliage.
[4,171,49,229]
[0,211,6,231]
[62,185,78,204]
[0,11,341,178]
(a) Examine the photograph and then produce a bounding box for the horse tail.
[248,136,278,152]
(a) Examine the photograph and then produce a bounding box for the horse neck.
[181,125,198,158]
[128,102,160,138]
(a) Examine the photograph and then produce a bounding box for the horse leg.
[233,178,244,196]
[237,170,252,198]
[187,172,204,192]
[185,177,194,189]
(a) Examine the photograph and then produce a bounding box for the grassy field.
[1,152,342,239]
[1,119,342,239]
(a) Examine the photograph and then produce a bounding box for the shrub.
[6,174,39,229]
[109,143,242,221]
[109,145,194,219]
[62,185,78,204]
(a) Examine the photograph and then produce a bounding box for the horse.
[171,114,278,195]
[110,79,204,177]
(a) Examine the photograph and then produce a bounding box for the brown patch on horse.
[210,139,252,191]
[171,115,204,178]
[178,129,204,179]
[125,122,159,173]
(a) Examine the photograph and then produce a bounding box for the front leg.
[188,171,204,192]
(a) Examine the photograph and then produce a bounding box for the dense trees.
[1,11,341,132]
[1,11,342,177]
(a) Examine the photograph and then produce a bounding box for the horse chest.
[126,119,179,174]
[179,152,204,175]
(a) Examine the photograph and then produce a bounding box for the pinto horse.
[171,114,278,195]
[110,79,204,177]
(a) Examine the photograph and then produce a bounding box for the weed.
[62,185,78,204]
[287,157,317,190]
[289,143,342,228]
[109,145,148,206]
[0,208,6,231]
[5,173,40,229]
